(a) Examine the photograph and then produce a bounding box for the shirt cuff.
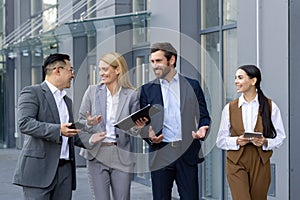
[88,137,94,145]
[262,139,271,151]
[227,137,240,150]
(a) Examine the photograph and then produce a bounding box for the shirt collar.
[106,86,121,97]
[45,80,66,98]
[238,94,259,108]
[160,72,179,85]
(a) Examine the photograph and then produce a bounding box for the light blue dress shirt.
[160,73,182,142]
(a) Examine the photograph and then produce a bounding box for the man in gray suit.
[13,53,85,200]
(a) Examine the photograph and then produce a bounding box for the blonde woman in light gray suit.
[78,52,144,200]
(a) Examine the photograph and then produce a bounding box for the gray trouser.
[23,162,72,200]
[87,146,132,200]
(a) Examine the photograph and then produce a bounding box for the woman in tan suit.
[216,65,286,200]
[78,52,146,200]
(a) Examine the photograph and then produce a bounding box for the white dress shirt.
[45,80,70,159]
[216,94,286,151]
[160,73,182,142]
[102,87,121,143]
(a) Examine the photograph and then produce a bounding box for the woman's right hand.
[86,111,102,126]
[237,135,251,146]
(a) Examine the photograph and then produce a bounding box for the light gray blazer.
[78,84,140,166]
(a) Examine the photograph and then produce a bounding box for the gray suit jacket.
[12,82,84,190]
[78,84,139,166]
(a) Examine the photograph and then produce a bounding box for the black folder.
[114,104,161,131]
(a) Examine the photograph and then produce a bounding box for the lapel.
[152,78,164,106]
[95,84,107,125]
[64,96,74,122]
[41,82,61,123]
[179,74,188,113]
[115,88,128,121]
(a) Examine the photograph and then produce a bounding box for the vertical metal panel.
[289,0,300,199]
[268,163,276,196]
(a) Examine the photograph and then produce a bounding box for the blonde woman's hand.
[86,111,102,126]
[134,117,149,129]
[90,132,106,144]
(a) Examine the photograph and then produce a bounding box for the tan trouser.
[226,144,271,200]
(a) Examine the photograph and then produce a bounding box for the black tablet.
[244,132,263,138]
[114,104,161,131]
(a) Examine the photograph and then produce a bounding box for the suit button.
[116,134,119,138]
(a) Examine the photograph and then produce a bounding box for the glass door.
[132,49,153,186]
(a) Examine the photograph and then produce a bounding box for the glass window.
[223,28,238,103]
[0,0,4,35]
[200,0,237,199]
[200,32,223,200]
[43,0,57,31]
[133,20,149,45]
[201,0,219,29]
[133,0,150,12]
[43,0,57,9]
[132,0,150,45]
[223,0,237,25]
[132,51,152,186]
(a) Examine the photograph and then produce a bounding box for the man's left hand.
[192,126,209,139]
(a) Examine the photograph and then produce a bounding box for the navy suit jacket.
[140,74,211,170]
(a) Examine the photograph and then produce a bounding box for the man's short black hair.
[43,53,70,74]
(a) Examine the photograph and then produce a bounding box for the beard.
[154,61,172,79]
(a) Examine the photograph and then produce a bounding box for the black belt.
[58,159,71,166]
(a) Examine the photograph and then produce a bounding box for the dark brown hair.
[150,42,177,68]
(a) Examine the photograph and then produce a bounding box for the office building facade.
[1,0,299,199]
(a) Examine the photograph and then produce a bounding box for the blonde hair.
[100,52,134,89]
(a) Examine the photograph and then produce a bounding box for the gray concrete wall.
[237,1,257,65]
[238,1,289,199]
[260,1,289,200]
[149,0,180,70]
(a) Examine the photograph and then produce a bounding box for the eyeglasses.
[62,68,75,74]
[53,66,75,74]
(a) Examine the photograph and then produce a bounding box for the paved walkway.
[0,148,154,200]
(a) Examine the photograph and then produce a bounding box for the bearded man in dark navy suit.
[140,42,211,200]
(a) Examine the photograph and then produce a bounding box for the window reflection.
[132,0,150,45]
[201,0,219,29]
[43,7,57,31]
[200,32,223,200]
[133,0,150,12]
[133,20,149,45]
[200,0,237,199]
[223,29,238,103]
[223,0,237,25]
[43,0,57,7]
[42,0,57,31]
